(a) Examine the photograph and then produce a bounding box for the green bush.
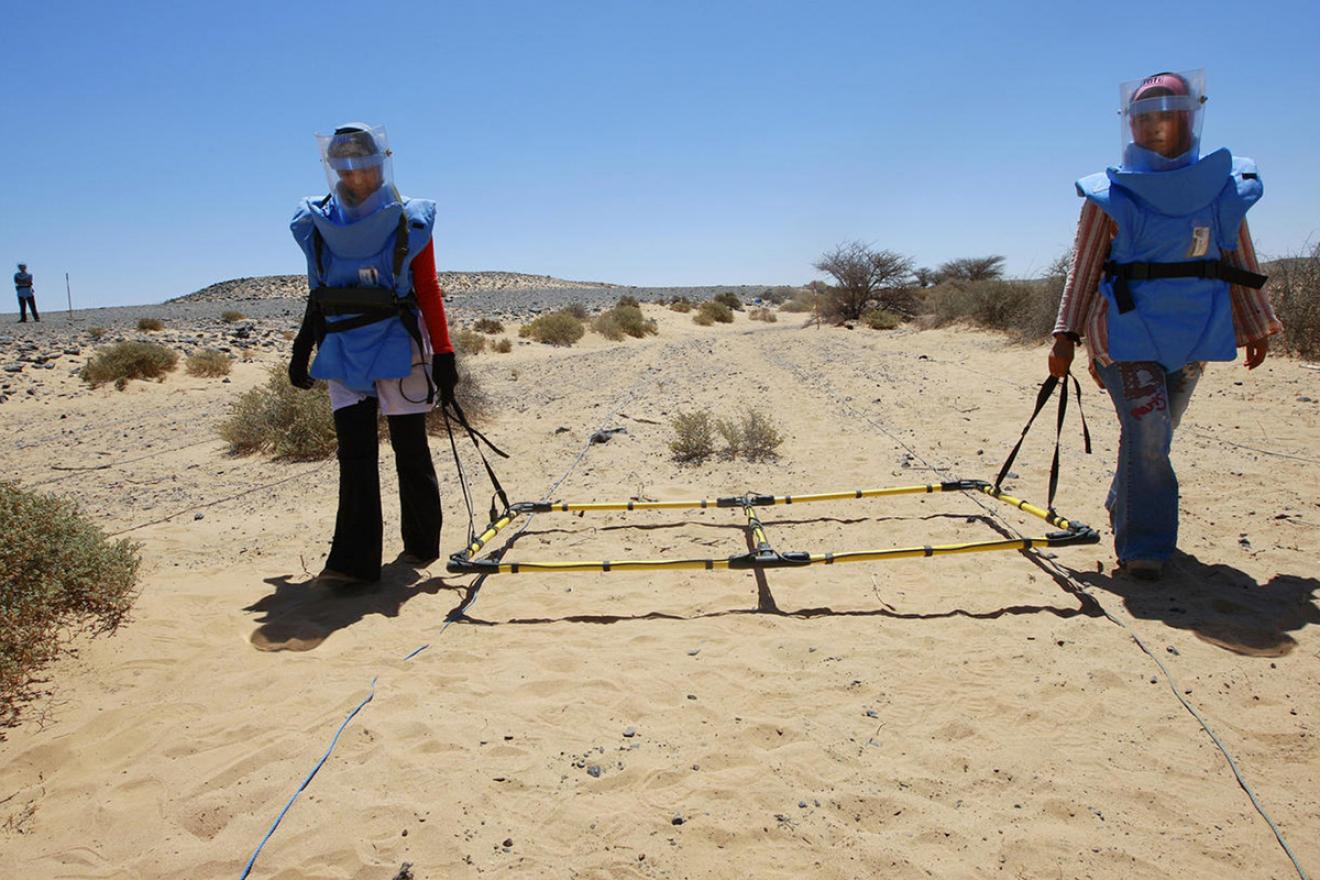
[749,308,778,323]
[493,337,513,353]
[81,341,179,389]
[713,292,744,311]
[185,349,233,377]
[1269,242,1320,359]
[862,309,902,330]
[697,300,735,324]
[473,317,505,334]
[220,367,338,460]
[221,310,246,323]
[669,410,716,462]
[592,304,658,341]
[137,317,164,331]
[715,411,782,461]
[1,482,140,723]
[456,328,488,354]
[519,311,586,346]
[669,297,693,313]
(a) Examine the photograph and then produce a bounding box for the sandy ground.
[1,306,1317,879]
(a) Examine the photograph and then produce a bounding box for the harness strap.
[443,400,512,533]
[1104,258,1268,314]
[994,373,1091,514]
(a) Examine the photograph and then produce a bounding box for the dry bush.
[669,410,716,462]
[749,308,778,323]
[692,310,714,326]
[669,297,693,313]
[779,289,817,313]
[473,317,505,334]
[493,337,513,353]
[137,317,164,331]
[81,341,179,389]
[1269,242,1320,359]
[922,278,1061,343]
[760,287,795,305]
[592,304,657,341]
[713,292,744,311]
[862,309,901,330]
[282,329,296,341]
[814,242,915,321]
[1,481,140,724]
[87,326,108,340]
[697,300,735,324]
[563,302,590,321]
[519,311,585,346]
[456,328,488,354]
[185,349,233,377]
[716,411,783,461]
[220,366,337,460]
[221,310,246,323]
[617,294,640,308]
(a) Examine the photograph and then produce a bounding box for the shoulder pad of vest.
[1230,155,1260,182]
[290,195,330,232]
[401,197,437,229]
[1075,171,1110,199]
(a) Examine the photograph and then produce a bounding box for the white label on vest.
[1188,227,1211,258]
[358,266,380,286]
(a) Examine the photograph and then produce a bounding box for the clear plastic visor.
[315,125,394,211]
[1117,70,1206,170]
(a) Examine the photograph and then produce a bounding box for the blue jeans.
[1095,360,1202,564]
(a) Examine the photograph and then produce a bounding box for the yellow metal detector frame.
[446,479,1098,576]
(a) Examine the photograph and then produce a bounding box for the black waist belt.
[1103,258,1268,314]
[309,285,410,316]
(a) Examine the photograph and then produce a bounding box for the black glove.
[288,357,314,390]
[432,351,459,406]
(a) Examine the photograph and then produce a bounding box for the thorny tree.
[813,241,915,321]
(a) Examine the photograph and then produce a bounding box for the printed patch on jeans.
[1118,362,1167,421]
[1187,226,1211,258]
[358,266,380,286]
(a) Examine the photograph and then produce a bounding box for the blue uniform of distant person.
[14,263,39,322]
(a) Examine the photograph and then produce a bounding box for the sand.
[1,305,1317,878]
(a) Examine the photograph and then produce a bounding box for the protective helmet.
[16,262,26,270]
[315,122,396,219]
[1119,69,1206,172]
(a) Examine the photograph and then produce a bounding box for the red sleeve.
[409,239,453,354]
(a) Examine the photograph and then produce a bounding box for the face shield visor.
[1119,70,1206,172]
[316,123,397,220]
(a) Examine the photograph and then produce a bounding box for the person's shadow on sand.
[246,558,459,652]
[1075,552,1319,656]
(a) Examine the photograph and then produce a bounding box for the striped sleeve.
[1224,218,1282,345]
[1053,200,1113,350]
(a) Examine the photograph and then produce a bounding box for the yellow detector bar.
[446,479,1098,576]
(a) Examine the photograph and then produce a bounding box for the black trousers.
[18,296,38,321]
[324,398,441,581]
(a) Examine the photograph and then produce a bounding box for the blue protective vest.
[290,193,436,393]
[14,271,33,294]
[1075,148,1262,372]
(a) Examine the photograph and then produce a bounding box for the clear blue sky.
[5,0,1318,308]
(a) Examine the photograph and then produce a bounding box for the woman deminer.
[1049,71,1281,581]
[288,123,460,585]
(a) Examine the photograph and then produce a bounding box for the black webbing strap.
[1104,258,1269,314]
[392,212,410,280]
[443,399,511,530]
[994,372,1091,514]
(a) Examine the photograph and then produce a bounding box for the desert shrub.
[221,310,246,323]
[669,410,716,462]
[760,287,795,305]
[779,290,817,313]
[692,310,715,326]
[137,317,164,331]
[282,329,296,341]
[563,302,590,321]
[519,311,586,346]
[220,366,337,460]
[616,294,640,308]
[493,337,513,353]
[1,482,140,723]
[697,300,735,324]
[593,304,657,341]
[922,278,1061,342]
[473,317,505,334]
[714,411,782,461]
[669,297,693,313]
[185,349,233,377]
[713,292,744,311]
[87,326,108,341]
[1269,242,1320,359]
[862,309,902,330]
[456,328,488,354]
[749,308,778,323]
[81,341,179,389]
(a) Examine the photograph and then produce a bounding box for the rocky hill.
[170,271,619,303]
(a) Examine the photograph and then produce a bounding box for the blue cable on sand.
[238,677,378,880]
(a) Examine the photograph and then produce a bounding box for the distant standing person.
[14,262,38,322]
[1048,70,1280,580]
[287,123,460,585]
